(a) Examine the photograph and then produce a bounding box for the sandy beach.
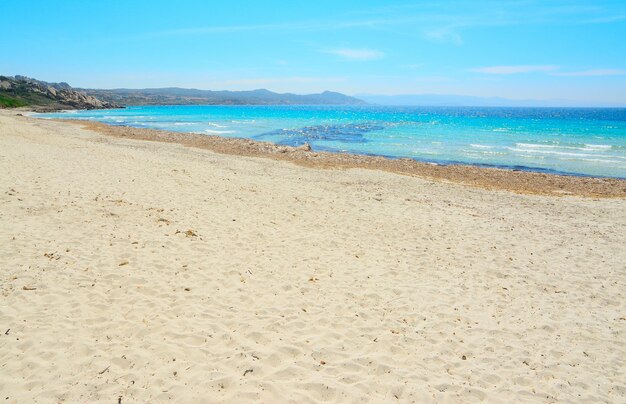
[1,110,625,402]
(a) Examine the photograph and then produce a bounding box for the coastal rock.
[0,75,121,111]
[297,143,312,152]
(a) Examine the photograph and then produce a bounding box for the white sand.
[1,111,625,403]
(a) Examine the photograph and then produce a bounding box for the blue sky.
[2,0,626,103]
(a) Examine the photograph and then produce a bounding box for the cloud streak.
[145,18,403,39]
[222,76,345,86]
[325,48,385,61]
[423,26,463,45]
[470,65,559,74]
[136,2,626,48]
[471,65,626,77]
[552,69,626,77]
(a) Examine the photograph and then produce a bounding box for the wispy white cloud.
[470,65,559,74]
[145,18,403,39]
[413,75,449,83]
[137,2,626,45]
[587,15,626,23]
[401,63,424,70]
[153,23,287,36]
[471,65,626,77]
[349,1,626,45]
[423,27,463,45]
[325,48,385,61]
[551,69,626,77]
[222,76,345,86]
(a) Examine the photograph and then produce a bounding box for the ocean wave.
[464,149,507,156]
[204,129,236,134]
[516,142,619,152]
[98,115,126,122]
[515,143,562,149]
[559,158,625,165]
[410,150,439,155]
[583,144,612,150]
[510,147,626,161]
[470,144,494,149]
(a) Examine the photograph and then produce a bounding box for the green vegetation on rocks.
[0,75,120,111]
[0,94,27,108]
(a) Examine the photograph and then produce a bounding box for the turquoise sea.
[38,105,626,178]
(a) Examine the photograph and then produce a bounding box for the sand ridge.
[1,111,625,402]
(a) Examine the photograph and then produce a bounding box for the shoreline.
[55,117,626,198]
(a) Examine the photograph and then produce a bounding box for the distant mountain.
[82,87,366,106]
[0,74,366,109]
[356,94,623,108]
[0,75,119,111]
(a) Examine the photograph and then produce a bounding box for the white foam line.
[516,143,563,149]
[510,148,626,160]
[559,158,625,165]
[516,142,619,152]
[204,129,236,134]
[584,144,612,150]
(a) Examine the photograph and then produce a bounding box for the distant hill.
[356,94,623,108]
[82,87,367,106]
[0,75,119,111]
[0,75,366,110]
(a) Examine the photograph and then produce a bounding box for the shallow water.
[37,105,626,178]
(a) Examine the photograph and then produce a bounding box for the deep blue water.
[37,105,626,178]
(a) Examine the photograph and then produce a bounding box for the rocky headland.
[0,75,120,111]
